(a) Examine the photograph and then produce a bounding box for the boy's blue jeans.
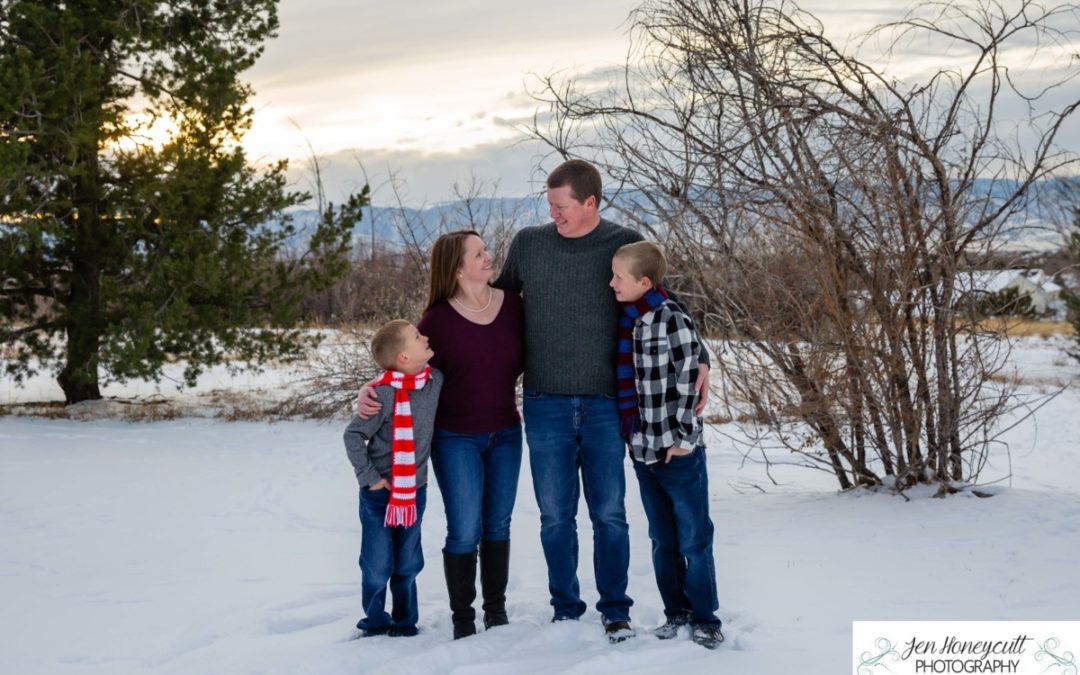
[431,424,523,554]
[632,447,721,627]
[356,485,427,635]
[522,390,633,623]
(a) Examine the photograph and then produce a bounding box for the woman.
[362,230,524,639]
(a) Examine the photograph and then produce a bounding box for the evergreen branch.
[0,286,61,299]
[1,320,56,343]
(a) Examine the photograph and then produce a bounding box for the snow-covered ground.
[1,337,1078,675]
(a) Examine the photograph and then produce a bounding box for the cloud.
[280,137,558,209]
[241,1,641,176]
[243,0,1079,206]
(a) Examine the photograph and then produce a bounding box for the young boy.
[609,241,724,650]
[344,319,443,637]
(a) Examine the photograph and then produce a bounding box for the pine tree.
[0,1,364,403]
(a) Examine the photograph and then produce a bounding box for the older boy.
[610,241,724,650]
[344,320,443,637]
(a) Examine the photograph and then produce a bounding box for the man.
[493,159,710,642]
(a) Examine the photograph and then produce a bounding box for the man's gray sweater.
[343,369,443,489]
[494,219,642,396]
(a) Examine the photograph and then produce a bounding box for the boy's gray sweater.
[343,368,443,489]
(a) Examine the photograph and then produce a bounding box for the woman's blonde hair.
[425,230,481,313]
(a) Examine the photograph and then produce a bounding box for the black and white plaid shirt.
[629,299,705,464]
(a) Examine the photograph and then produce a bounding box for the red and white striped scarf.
[374,366,432,528]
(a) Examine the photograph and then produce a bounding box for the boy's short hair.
[370,319,410,370]
[615,241,667,287]
[546,159,602,206]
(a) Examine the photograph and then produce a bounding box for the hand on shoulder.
[356,379,382,418]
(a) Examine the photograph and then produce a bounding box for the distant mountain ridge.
[281,177,1074,254]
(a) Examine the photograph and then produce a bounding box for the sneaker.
[653,614,691,640]
[604,620,636,644]
[388,625,418,637]
[691,624,724,650]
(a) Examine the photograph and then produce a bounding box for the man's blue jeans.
[356,485,427,634]
[632,447,721,627]
[522,390,632,623]
[431,424,523,554]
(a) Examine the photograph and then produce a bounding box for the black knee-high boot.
[479,539,510,629]
[443,550,477,639]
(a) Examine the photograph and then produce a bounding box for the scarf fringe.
[384,504,418,528]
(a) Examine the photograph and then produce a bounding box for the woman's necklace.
[451,285,493,313]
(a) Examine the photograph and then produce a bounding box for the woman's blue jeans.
[431,424,523,555]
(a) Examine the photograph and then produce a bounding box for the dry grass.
[109,401,186,422]
[0,401,67,419]
[204,389,286,422]
[973,318,1076,338]
[703,413,733,425]
[986,372,1074,389]
[0,387,293,423]
[704,410,775,425]
[0,399,185,422]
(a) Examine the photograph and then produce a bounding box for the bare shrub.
[529,0,1079,491]
[438,173,530,267]
[298,172,531,327]
[299,248,426,326]
[271,326,379,420]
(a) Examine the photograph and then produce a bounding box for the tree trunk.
[58,326,103,403]
[58,256,104,404]
[58,102,108,405]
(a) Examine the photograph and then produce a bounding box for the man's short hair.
[546,159,602,206]
[615,241,667,287]
[370,319,410,371]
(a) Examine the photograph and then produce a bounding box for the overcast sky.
[241,0,640,205]
[241,1,1077,207]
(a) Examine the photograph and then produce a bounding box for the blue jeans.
[522,390,632,623]
[432,424,523,555]
[632,447,721,627]
[356,485,427,634]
